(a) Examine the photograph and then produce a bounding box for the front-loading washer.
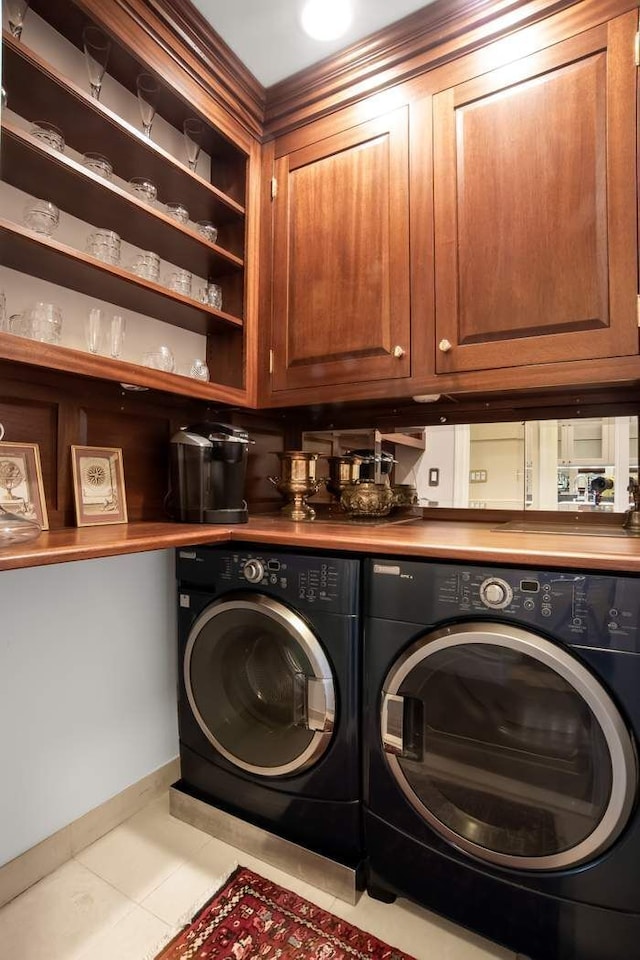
[363,557,640,960]
[176,545,361,866]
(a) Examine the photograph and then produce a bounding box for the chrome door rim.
[185,594,336,777]
[382,621,638,870]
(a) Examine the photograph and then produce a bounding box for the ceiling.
[190,0,436,87]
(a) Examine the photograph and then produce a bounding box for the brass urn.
[325,455,362,506]
[268,451,321,521]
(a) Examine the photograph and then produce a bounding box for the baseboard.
[170,781,362,905]
[0,756,180,909]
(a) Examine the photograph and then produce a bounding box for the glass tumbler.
[86,229,121,264]
[23,199,59,236]
[130,251,160,282]
[195,221,218,244]
[30,122,65,153]
[166,270,192,296]
[27,302,62,343]
[199,282,222,310]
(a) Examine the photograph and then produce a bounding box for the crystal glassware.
[165,202,189,224]
[0,289,7,333]
[86,229,121,264]
[6,0,29,40]
[82,25,111,101]
[195,221,218,244]
[128,177,157,204]
[136,73,160,138]
[26,302,62,344]
[82,152,113,179]
[130,251,160,281]
[142,345,174,372]
[183,118,204,172]
[85,307,103,354]
[110,314,125,359]
[22,199,59,236]
[189,359,210,381]
[166,269,192,296]
[30,122,65,153]
[198,282,223,310]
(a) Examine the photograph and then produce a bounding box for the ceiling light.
[300,0,353,42]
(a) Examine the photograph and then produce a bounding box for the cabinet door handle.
[438,339,452,353]
[392,345,405,359]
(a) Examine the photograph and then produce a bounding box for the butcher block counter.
[2,514,640,574]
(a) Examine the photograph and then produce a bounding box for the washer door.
[185,594,336,777]
[381,622,637,870]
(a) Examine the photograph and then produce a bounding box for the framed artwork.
[0,441,49,529]
[71,446,128,526]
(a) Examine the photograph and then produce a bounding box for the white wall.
[0,550,179,866]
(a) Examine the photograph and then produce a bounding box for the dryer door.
[381,621,637,871]
[185,594,336,777]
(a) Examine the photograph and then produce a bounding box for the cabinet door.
[433,12,638,374]
[271,108,410,392]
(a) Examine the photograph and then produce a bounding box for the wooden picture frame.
[0,442,49,530]
[71,446,128,526]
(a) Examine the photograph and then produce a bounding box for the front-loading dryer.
[176,545,361,866]
[363,557,640,960]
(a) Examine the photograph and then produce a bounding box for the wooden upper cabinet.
[432,11,638,375]
[271,108,411,392]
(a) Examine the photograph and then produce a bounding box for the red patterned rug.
[154,866,415,960]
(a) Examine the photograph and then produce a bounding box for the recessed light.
[300,0,353,42]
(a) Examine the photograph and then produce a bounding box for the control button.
[541,608,552,617]
[523,599,535,611]
[609,609,618,617]
[608,622,618,631]
[542,594,551,603]
[270,575,277,584]
[572,617,583,626]
[479,578,513,609]
[243,559,265,583]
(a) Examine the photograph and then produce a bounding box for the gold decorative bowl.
[269,451,321,520]
[325,455,362,503]
[391,483,419,510]
[340,480,394,518]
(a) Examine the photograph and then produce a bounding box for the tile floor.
[0,792,518,960]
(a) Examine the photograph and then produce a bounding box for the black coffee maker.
[169,421,251,524]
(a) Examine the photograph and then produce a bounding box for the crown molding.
[262,0,581,137]
[117,0,266,138]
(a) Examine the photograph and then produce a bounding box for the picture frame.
[71,445,128,526]
[0,442,49,530]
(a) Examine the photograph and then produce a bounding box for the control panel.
[368,558,640,653]
[177,547,359,617]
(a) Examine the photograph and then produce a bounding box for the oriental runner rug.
[153,866,415,960]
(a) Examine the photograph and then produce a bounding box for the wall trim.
[0,757,180,909]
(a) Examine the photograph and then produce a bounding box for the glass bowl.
[30,122,65,153]
[128,177,157,203]
[82,152,113,179]
[22,199,59,236]
[195,220,218,244]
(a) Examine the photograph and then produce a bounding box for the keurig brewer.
[169,421,251,523]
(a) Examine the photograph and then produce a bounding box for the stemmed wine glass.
[6,0,30,40]
[82,25,111,101]
[183,118,205,173]
[136,74,160,138]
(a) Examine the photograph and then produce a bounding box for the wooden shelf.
[0,331,247,404]
[0,220,243,335]
[2,31,246,250]
[1,121,243,280]
[380,431,426,450]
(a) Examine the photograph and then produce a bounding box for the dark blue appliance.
[363,558,640,960]
[176,546,361,865]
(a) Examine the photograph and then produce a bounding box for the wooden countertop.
[2,514,640,573]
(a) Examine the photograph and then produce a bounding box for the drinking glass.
[7,0,29,40]
[83,25,111,101]
[136,74,160,138]
[195,221,218,244]
[85,307,103,354]
[0,290,7,333]
[199,282,222,310]
[142,345,174,372]
[23,199,59,236]
[183,118,204,172]
[27,302,62,343]
[189,359,210,381]
[30,122,65,153]
[166,269,192,296]
[165,202,189,224]
[110,315,125,359]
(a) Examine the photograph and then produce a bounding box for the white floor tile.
[74,794,211,902]
[75,903,172,960]
[329,891,515,960]
[0,859,133,960]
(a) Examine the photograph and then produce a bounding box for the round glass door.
[185,594,335,777]
[381,622,637,870]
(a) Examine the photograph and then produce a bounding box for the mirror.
[303,417,639,513]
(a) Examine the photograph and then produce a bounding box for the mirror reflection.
[303,417,639,513]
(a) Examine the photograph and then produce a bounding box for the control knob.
[480,577,513,609]
[243,559,265,583]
